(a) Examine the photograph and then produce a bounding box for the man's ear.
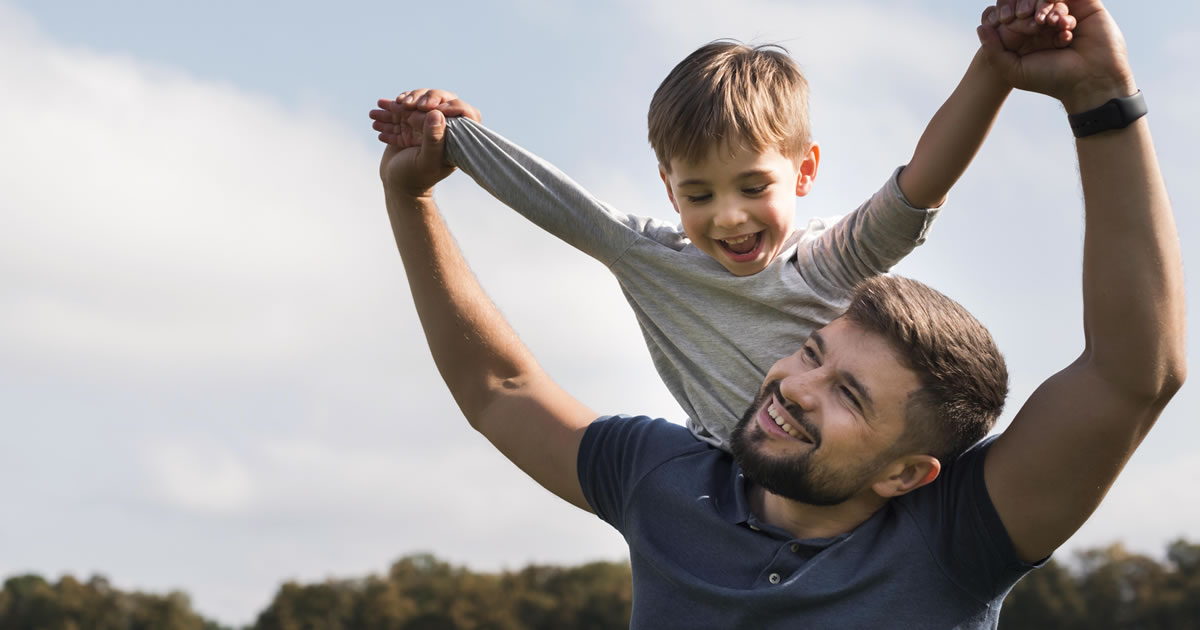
[794,142,820,197]
[871,454,941,498]
[659,166,681,214]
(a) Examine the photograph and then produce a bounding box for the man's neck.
[748,483,890,540]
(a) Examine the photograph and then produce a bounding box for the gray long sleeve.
[443,117,938,449]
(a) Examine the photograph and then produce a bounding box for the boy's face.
[660,141,819,276]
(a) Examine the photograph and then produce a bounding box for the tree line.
[3,539,1197,629]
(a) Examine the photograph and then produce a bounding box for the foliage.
[5,539,1199,629]
[999,539,1200,630]
[0,573,229,630]
[253,553,632,630]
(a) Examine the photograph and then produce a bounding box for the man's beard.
[729,381,875,506]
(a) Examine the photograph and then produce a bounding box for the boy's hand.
[978,0,1137,113]
[986,0,1076,55]
[371,89,481,147]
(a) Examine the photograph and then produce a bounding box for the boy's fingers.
[402,89,432,108]
[1016,0,1036,19]
[438,99,482,122]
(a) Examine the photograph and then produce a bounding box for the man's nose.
[778,370,821,412]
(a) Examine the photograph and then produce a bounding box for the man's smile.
[758,394,815,444]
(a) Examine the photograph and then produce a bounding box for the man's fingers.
[997,0,1017,23]
[1016,0,1036,19]
[421,109,447,166]
[982,5,999,27]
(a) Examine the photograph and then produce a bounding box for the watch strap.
[1068,91,1147,138]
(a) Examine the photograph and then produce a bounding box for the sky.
[1,0,1197,626]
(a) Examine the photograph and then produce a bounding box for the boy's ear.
[794,142,820,198]
[870,453,940,498]
[659,166,681,214]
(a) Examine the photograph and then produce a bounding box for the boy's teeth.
[724,235,752,245]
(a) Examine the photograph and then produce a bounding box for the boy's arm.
[374,91,646,266]
[898,0,1074,208]
[379,107,596,511]
[978,0,1185,563]
[799,2,1076,293]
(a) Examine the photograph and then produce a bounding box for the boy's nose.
[712,203,749,229]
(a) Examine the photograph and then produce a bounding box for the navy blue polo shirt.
[577,415,1039,629]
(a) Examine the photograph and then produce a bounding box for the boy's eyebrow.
[810,331,876,415]
[677,168,775,188]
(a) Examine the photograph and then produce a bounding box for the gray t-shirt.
[578,415,1037,629]
[444,117,938,449]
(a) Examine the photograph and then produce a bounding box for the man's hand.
[371,102,452,200]
[373,89,481,148]
[990,0,1076,55]
[979,0,1136,112]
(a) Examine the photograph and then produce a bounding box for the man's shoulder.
[582,415,706,463]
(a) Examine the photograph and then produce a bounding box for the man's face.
[730,317,921,505]
[660,141,817,276]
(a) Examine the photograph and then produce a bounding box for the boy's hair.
[648,40,811,172]
[843,275,1009,465]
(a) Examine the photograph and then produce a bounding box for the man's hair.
[648,41,810,171]
[843,275,1009,464]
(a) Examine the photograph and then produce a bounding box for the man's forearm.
[386,191,539,422]
[1076,111,1186,399]
[899,49,1011,208]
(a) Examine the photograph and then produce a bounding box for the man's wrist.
[385,188,437,213]
[1059,74,1139,115]
[1067,91,1147,138]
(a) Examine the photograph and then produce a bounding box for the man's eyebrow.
[811,330,875,414]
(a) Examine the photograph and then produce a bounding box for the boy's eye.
[685,193,712,203]
[743,184,769,195]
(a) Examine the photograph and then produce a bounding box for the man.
[375,0,1185,627]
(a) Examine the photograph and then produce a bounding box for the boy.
[371,3,1074,450]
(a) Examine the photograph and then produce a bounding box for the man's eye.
[685,194,711,203]
[803,346,818,362]
[840,386,862,410]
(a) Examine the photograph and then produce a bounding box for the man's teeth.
[767,402,804,440]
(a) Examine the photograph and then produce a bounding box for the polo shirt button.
[768,573,781,584]
[790,543,800,553]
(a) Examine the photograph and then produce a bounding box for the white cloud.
[146,442,257,513]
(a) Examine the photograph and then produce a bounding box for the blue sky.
[2,1,1197,626]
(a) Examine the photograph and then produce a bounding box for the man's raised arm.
[978,0,1187,564]
[377,106,596,511]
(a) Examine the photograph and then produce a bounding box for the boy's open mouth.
[719,232,764,261]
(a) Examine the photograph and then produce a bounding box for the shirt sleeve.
[442,117,644,266]
[577,415,697,531]
[796,166,939,297]
[898,437,1044,602]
